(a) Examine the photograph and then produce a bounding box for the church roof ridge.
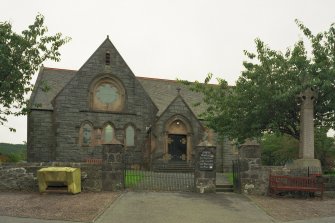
[43,67,77,72]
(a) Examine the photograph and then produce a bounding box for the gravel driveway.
[249,195,335,222]
[0,191,120,222]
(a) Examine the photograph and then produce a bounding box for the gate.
[124,159,195,192]
[232,160,241,193]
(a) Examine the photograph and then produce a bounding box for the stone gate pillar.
[102,143,124,191]
[194,141,216,193]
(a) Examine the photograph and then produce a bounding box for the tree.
[0,14,70,129]
[183,20,335,143]
[261,129,335,169]
[260,133,299,166]
[315,127,335,172]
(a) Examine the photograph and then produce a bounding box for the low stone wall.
[238,143,332,196]
[238,143,290,195]
[0,162,103,192]
[240,164,287,195]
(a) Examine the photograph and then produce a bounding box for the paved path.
[2,191,335,223]
[96,191,274,223]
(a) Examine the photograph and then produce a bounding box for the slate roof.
[137,77,205,116]
[30,67,206,117]
[30,67,76,110]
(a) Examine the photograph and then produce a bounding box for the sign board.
[199,150,214,171]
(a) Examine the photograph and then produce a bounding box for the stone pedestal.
[194,141,216,193]
[102,143,124,191]
[291,158,322,171]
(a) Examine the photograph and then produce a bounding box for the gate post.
[194,140,216,193]
[102,142,124,191]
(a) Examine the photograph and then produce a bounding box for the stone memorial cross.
[299,87,317,159]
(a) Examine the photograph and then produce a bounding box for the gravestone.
[194,139,216,193]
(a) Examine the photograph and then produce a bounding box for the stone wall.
[27,110,54,162]
[238,143,288,195]
[29,39,158,163]
[152,95,204,161]
[0,163,103,192]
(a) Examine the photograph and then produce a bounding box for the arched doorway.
[164,116,192,162]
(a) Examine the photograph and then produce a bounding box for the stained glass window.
[82,123,92,145]
[95,84,119,104]
[104,124,114,144]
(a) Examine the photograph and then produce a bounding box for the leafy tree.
[315,127,335,172]
[183,20,335,143]
[0,14,70,129]
[261,133,299,166]
[261,130,335,169]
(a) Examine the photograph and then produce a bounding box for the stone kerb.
[194,141,216,193]
[102,143,124,191]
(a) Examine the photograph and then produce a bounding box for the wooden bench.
[269,175,324,199]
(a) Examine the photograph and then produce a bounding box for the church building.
[27,37,236,171]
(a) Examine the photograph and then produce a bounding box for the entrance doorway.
[168,134,187,161]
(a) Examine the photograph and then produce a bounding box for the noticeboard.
[199,150,214,171]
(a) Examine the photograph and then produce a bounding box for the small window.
[103,124,114,144]
[105,51,111,65]
[80,123,93,146]
[125,126,135,146]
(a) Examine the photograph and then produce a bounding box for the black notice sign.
[199,150,214,171]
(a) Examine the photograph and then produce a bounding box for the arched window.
[125,125,135,146]
[80,122,93,146]
[103,124,114,144]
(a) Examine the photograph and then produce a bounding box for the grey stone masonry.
[27,110,54,162]
[51,38,157,163]
[152,94,204,161]
[102,143,124,191]
[238,142,265,195]
[194,141,216,193]
[299,87,317,159]
[0,162,103,192]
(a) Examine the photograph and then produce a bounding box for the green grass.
[125,171,144,187]
[223,172,234,184]
[324,172,335,176]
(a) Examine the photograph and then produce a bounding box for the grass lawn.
[223,172,234,184]
[125,170,144,187]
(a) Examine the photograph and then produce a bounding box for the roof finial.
[107,35,110,39]
[176,87,181,94]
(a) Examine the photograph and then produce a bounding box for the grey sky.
[1,0,335,143]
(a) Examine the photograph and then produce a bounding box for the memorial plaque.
[199,150,214,170]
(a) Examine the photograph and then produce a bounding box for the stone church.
[28,37,236,171]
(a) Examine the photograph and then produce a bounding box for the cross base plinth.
[288,158,322,174]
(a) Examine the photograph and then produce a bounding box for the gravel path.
[249,195,335,222]
[0,191,120,222]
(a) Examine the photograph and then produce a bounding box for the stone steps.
[216,184,234,193]
[153,162,194,173]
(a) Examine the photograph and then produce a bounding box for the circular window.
[91,76,125,111]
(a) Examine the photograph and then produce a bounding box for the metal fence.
[124,161,195,192]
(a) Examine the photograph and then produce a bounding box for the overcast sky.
[1,0,335,144]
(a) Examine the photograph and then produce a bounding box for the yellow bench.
[37,167,81,194]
